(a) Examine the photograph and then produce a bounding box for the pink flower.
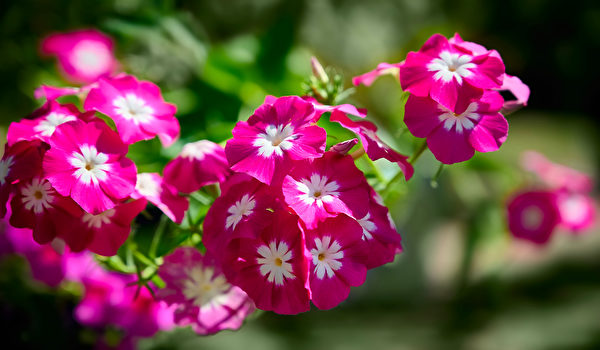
[225,96,326,185]
[132,173,188,224]
[43,119,137,214]
[282,152,370,229]
[400,33,505,109]
[330,112,414,180]
[352,62,403,87]
[59,198,147,255]
[304,215,367,310]
[521,151,593,193]
[507,190,560,245]
[41,29,118,84]
[223,210,311,314]
[84,74,179,147]
[556,191,596,232]
[163,141,230,194]
[157,247,255,335]
[7,100,95,146]
[404,90,508,164]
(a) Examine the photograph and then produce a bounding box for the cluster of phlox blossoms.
[506,151,596,244]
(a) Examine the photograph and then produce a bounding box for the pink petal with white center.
[132,173,188,224]
[352,62,403,87]
[226,96,326,185]
[41,29,118,84]
[43,119,137,214]
[556,192,596,233]
[507,190,560,245]
[304,215,367,310]
[163,140,230,194]
[157,247,255,335]
[224,210,310,315]
[520,151,593,193]
[84,74,179,147]
[330,112,413,180]
[282,152,370,229]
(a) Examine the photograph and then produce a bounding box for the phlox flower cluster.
[203,95,406,314]
[507,151,596,244]
[354,33,530,164]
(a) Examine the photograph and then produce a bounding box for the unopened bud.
[311,56,329,84]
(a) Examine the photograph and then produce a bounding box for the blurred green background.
[1,0,599,349]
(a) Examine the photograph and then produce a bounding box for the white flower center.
[34,112,76,137]
[70,145,110,185]
[225,194,256,230]
[0,156,15,185]
[437,102,480,133]
[182,266,231,307]
[70,40,112,75]
[357,213,376,240]
[113,94,154,124]
[82,208,116,229]
[428,51,476,84]
[296,174,340,206]
[253,124,296,157]
[257,240,295,286]
[310,236,344,279]
[135,173,161,197]
[522,205,543,230]
[180,141,217,160]
[21,178,55,214]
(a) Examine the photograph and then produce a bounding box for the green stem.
[430,163,444,188]
[149,215,168,259]
[409,139,428,164]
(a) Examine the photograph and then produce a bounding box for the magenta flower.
[305,215,367,310]
[224,210,311,314]
[352,62,403,87]
[43,119,137,214]
[163,140,230,194]
[7,100,94,146]
[225,96,326,185]
[404,90,508,164]
[60,198,147,255]
[400,33,505,109]
[330,112,414,180]
[282,152,370,229]
[132,173,188,224]
[157,247,255,335]
[507,190,560,245]
[84,74,179,147]
[41,29,118,84]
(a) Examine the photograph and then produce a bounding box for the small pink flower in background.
[163,141,230,194]
[556,192,595,232]
[282,152,370,229]
[404,90,508,164]
[41,29,118,84]
[330,112,414,180]
[507,190,560,245]
[84,74,179,147]
[157,247,255,335]
[400,33,505,109]
[7,101,95,146]
[132,173,188,224]
[352,62,403,87]
[224,210,310,315]
[43,119,137,214]
[521,151,593,193]
[225,96,326,185]
[304,215,367,310]
[60,198,147,256]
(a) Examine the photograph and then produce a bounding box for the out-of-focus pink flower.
[304,215,367,310]
[41,29,118,84]
[507,190,560,245]
[84,74,179,147]
[224,210,311,315]
[132,173,188,224]
[400,33,505,110]
[7,101,95,146]
[163,141,230,194]
[521,151,593,193]
[225,96,326,185]
[282,152,370,229]
[43,119,137,214]
[352,62,403,87]
[330,112,414,180]
[404,90,508,164]
[556,191,596,232]
[157,247,255,335]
